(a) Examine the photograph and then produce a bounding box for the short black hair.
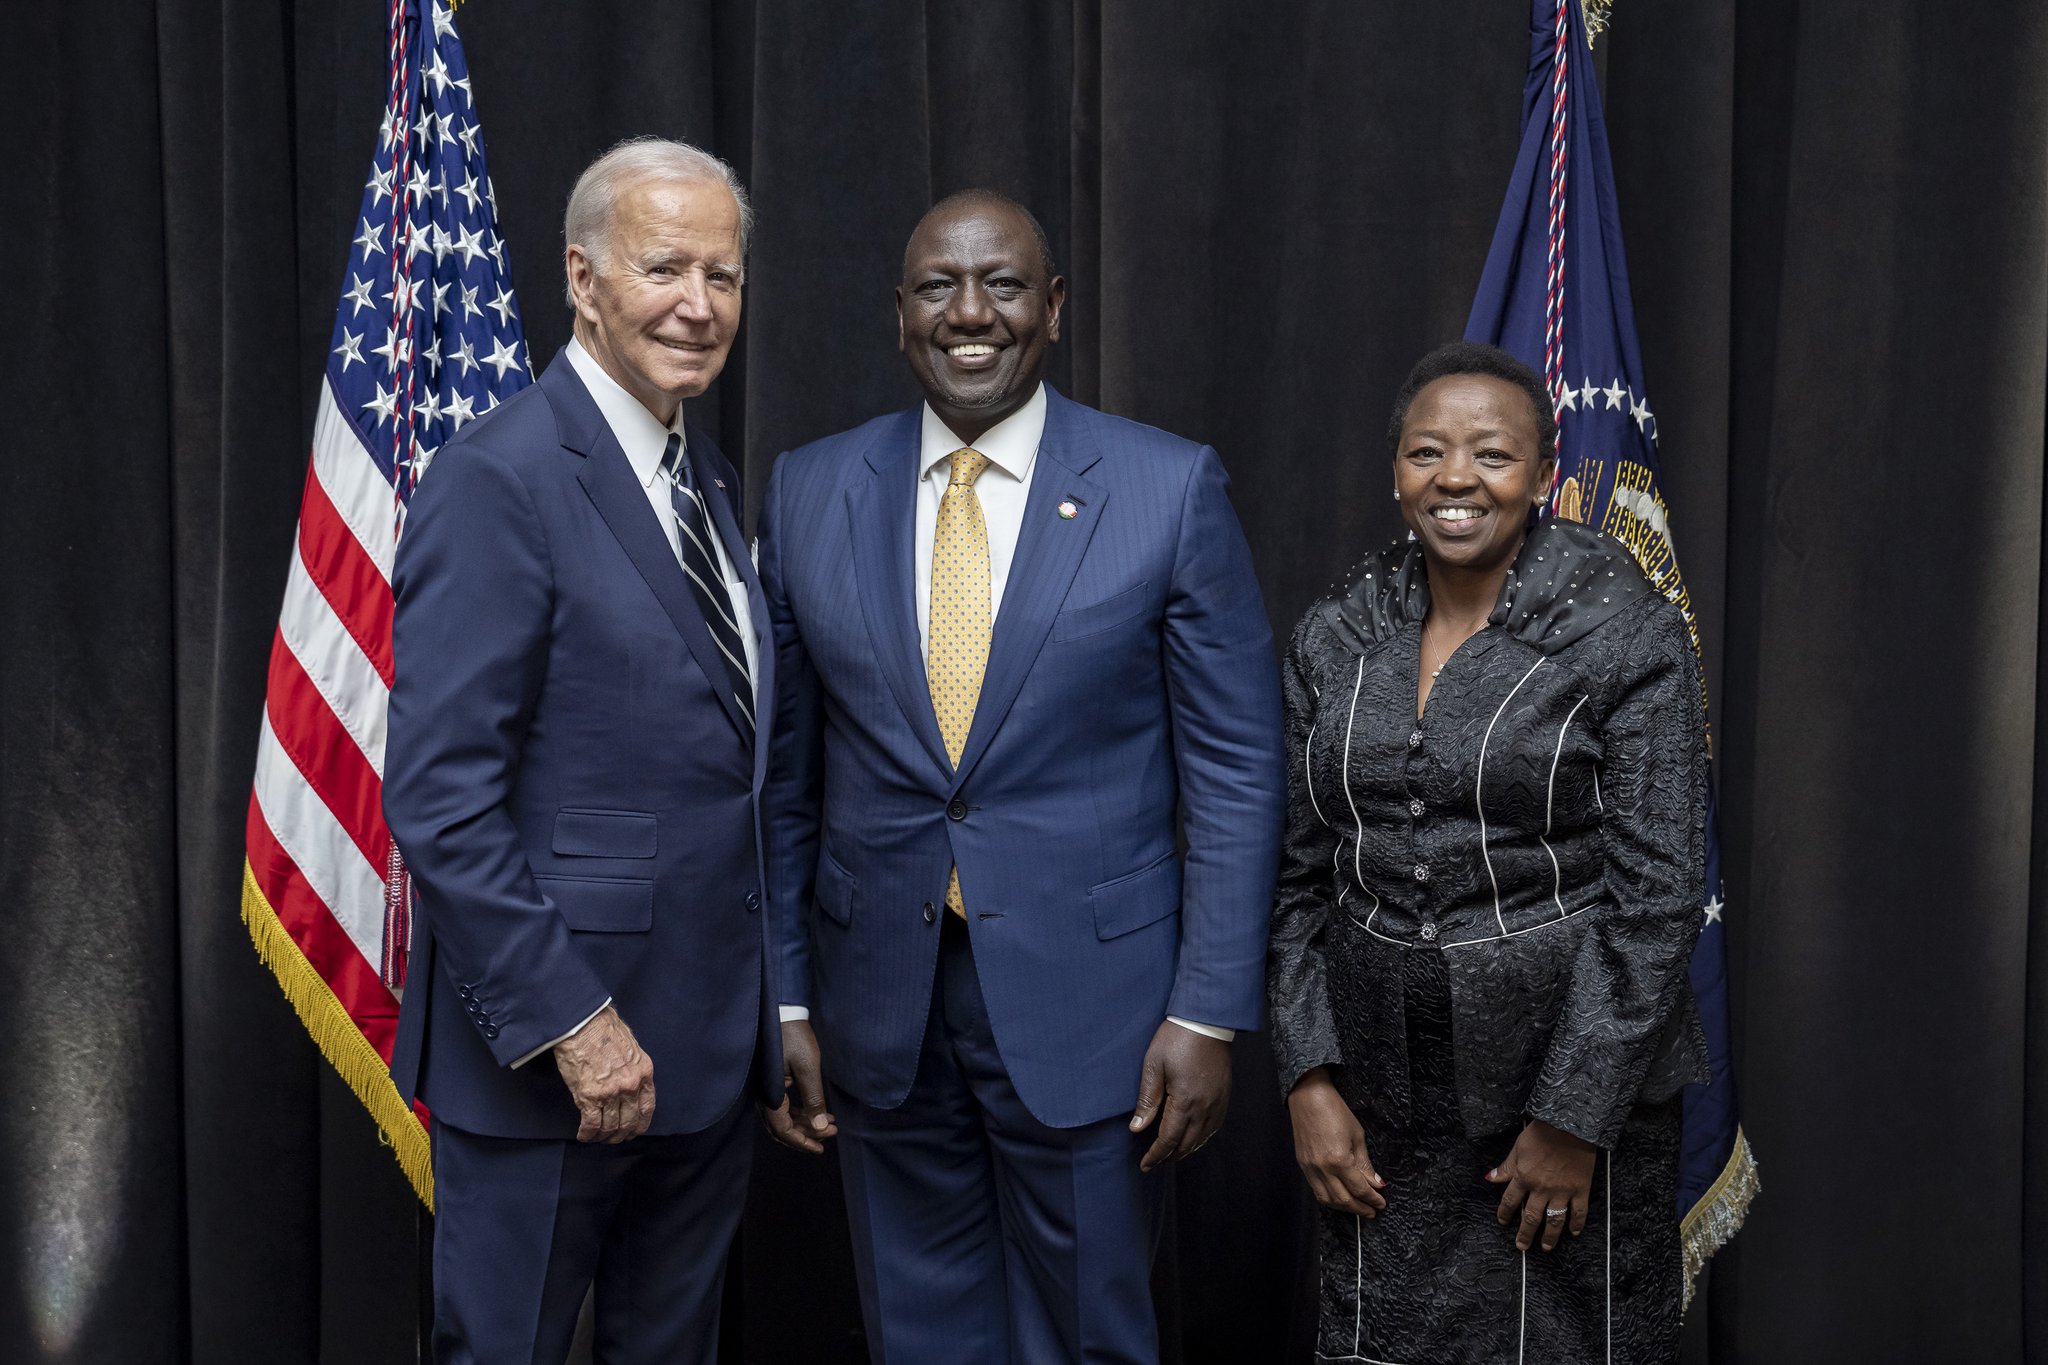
[1386,341,1557,465]
[917,188,1058,279]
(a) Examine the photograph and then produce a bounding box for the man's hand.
[763,1019,837,1155]
[1487,1118,1597,1252]
[1285,1067,1386,1216]
[552,1005,656,1144]
[1129,1021,1232,1172]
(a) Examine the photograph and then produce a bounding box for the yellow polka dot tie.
[928,449,992,918]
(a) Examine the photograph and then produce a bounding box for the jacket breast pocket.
[536,874,653,933]
[552,808,657,858]
[1088,849,1181,940]
[1052,581,1151,642]
[814,848,856,928]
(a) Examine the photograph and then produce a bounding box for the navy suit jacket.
[760,387,1286,1129]
[385,354,781,1140]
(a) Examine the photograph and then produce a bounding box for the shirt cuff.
[511,997,612,1069]
[778,1005,811,1023]
[1167,1015,1235,1043]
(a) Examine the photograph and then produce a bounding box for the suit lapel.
[950,390,1106,792]
[548,359,751,740]
[848,411,952,773]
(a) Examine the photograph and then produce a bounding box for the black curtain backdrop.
[4,0,2045,1361]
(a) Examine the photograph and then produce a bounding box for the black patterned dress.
[1268,519,1711,1364]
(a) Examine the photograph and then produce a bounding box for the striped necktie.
[661,432,754,738]
[927,448,993,917]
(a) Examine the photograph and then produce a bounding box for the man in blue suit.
[385,139,786,1364]
[760,191,1288,1363]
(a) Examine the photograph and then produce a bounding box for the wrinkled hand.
[1487,1118,1596,1251]
[763,1019,837,1155]
[1285,1067,1386,1217]
[1129,1022,1232,1172]
[552,1005,655,1144]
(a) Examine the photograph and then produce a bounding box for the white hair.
[562,137,754,304]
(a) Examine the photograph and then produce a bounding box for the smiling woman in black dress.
[1268,342,1710,1363]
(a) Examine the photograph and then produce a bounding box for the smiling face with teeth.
[1394,373,1555,581]
[897,195,1066,445]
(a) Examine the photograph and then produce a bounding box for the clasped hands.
[1286,1067,1596,1253]
[764,1018,1232,1170]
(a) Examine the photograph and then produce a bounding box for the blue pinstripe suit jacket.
[759,387,1286,1128]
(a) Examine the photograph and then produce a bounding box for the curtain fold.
[3,0,2044,1360]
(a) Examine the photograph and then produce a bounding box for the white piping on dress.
[1517,1249,1528,1364]
[1440,901,1595,949]
[1605,1159,1614,1365]
[1478,659,1547,936]
[1541,696,1591,919]
[1306,723,1328,827]
[1339,655,1381,924]
[1348,911,1415,949]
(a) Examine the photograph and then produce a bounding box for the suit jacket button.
[745,891,761,913]
[923,902,937,924]
[947,798,967,821]
[481,1024,499,1040]
[458,986,473,1000]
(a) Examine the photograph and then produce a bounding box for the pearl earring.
[1392,490,1402,502]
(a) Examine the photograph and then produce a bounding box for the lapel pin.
[1057,499,1079,520]
[713,478,727,490]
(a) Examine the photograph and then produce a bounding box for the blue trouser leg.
[833,914,1163,1365]
[429,1096,752,1365]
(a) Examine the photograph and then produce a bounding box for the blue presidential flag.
[1464,0,1757,1303]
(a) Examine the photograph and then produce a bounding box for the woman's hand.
[1487,1118,1596,1251]
[1285,1067,1387,1217]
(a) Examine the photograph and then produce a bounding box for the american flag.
[240,0,529,1207]
[1464,0,1756,1303]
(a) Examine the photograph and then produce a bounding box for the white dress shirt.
[564,337,759,690]
[515,339,760,1068]
[780,385,1230,1044]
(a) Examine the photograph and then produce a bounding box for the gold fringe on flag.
[1679,1126,1759,1309]
[1583,0,1614,46]
[240,860,436,1210]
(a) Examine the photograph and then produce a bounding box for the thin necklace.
[1421,616,1450,681]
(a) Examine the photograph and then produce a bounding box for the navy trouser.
[832,912,1164,1365]
[428,1094,752,1365]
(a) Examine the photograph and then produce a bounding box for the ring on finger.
[1545,1207,1567,1219]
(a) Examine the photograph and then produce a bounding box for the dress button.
[1408,730,1424,749]
[745,891,761,913]
[1409,798,1425,817]
[947,798,968,821]
[922,901,937,924]
[1413,864,1430,883]
[1420,922,1439,942]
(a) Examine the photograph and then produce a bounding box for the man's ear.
[566,245,596,322]
[1045,275,1067,343]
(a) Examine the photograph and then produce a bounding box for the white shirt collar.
[564,335,685,491]
[918,382,1047,485]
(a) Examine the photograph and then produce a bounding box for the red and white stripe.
[244,374,406,1057]
[1542,0,1571,419]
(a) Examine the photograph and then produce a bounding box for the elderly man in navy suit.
[384,138,789,1364]
[760,190,1288,1363]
